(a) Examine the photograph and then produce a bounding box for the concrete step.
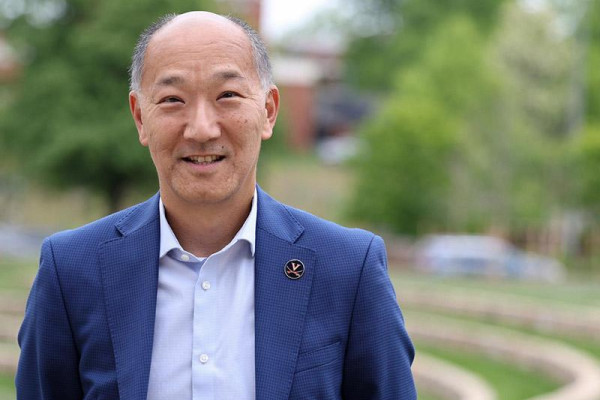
[413,352,497,400]
[408,312,600,400]
[399,287,600,339]
[0,314,20,342]
[0,342,18,375]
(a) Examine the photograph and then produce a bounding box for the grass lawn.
[392,271,600,399]
[407,305,600,361]
[416,343,560,400]
[391,269,600,362]
[390,270,600,307]
[261,154,355,225]
[0,257,37,292]
[416,392,442,400]
[0,257,35,399]
[0,374,15,400]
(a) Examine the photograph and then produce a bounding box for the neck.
[162,191,254,258]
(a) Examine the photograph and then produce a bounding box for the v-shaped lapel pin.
[284,259,305,280]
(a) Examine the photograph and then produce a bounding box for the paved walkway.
[0,314,20,342]
[413,352,497,400]
[400,287,600,339]
[0,293,26,315]
[0,342,17,375]
[0,310,20,375]
[408,313,600,400]
[0,223,39,376]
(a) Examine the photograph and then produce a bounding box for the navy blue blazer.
[17,187,416,399]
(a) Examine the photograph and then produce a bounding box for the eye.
[219,91,239,100]
[159,96,183,104]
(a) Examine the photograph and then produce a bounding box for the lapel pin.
[284,259,305,280]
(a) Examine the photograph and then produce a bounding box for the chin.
[177,183,243,206]
[182,189,230,205]
[162,172,255,207]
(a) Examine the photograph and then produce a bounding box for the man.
[16,11,416,400]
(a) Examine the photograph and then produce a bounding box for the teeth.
[187,155,220,164]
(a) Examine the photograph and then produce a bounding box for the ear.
[129,90,148,146]
[261,85,280,141]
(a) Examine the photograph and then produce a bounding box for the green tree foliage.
[344,0,509,90]
[571,0,600,217]
[574,125,600,217]
[349,97,456,234]
[349,2,582,235]
[584,0,600,125]
[493,3,578,138]
[350,17,496,234]
[0,0,215,211]
[487,2,578,224]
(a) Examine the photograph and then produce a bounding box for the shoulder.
[289,205,386,275]
[44,194,159,253]
[284,203,378,250]
[257,187,378,250]
[257,187,380,255]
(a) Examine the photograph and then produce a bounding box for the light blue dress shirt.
[146,193,257,400]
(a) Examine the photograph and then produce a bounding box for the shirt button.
[181,254,190,262]
[202,281,211,290]
[199,354,209,364]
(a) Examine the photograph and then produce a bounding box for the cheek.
[224,114,254,141]
[229,110,252,126]
[231,107,264,135]
[146,118,182,150]
[145,135,178,169]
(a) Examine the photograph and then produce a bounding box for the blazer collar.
[114,188,297,241]
[101,189,316,400]
[256,186,304,243]
[100,194,160,400]
[255,186,316,399]
[114,193,160,236]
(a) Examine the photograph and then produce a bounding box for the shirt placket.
[192,257,217,400]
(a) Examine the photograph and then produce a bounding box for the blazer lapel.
[99,195,161,400]
[97,189,316,399]
[255,188,316,399]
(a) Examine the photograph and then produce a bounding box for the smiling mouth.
[183,155,225,165]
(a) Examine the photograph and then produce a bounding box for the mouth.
[182,155,225,165]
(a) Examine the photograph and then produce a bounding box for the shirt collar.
[159,189,257,259]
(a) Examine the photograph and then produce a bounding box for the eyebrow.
[156,75,185,87]
[155,70,246,88]
[214,70,245,82]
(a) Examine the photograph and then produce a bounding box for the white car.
[415,234,565,282]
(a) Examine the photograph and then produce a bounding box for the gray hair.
[129,13,273,92]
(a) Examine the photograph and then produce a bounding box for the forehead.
[143,15,256,84]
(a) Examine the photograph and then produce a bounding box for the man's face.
[129,13,279,208]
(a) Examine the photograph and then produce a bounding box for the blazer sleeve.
[342,235,417,399]
[16,238,83,400]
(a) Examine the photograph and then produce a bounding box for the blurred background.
[1,0,600,399]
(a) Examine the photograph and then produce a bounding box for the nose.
[183,100,221,142]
